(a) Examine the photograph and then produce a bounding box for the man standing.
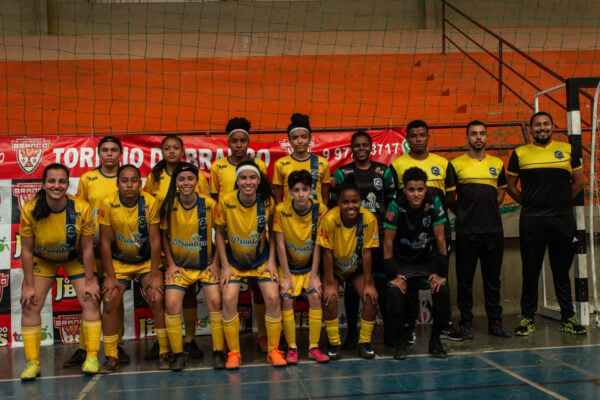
[383,119,462,342]
[506,111,586,336]
[448,120,511,339]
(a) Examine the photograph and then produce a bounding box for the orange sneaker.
[258,335,268,353]
[225,352,242,370]
[267,349,287,368]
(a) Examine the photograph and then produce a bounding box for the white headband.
[228,128,249,137]
[236,165,261,182]
[289,127,310,136]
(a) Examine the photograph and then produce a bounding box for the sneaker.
[406,329,416,346]
[158,353,172,370]
[267,349,287,367]
[357,342,375,360]
[393,342,407,360]
[20,361,41,381]
[429,339,448,359]
[117,345,130,364]
[285,348,299,365]
[514,316,535,336]
[440,326,464,341]
[63,348,87,368]
[327,344,342,361]
[145,340,159,361]
[213,350,226,370]
[81,356,100,375]
[183,339,204,359]
[308,347,330,363]
[225,352,242,370]
[258,335,268,353]
[488,320,512,338]
[560,316,587,335]
[171,352,186,371]
[460,322,474,340]
[343,331,358,350]
[99,357,119,374]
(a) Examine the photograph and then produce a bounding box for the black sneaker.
[99,356,120,374]
[213,350,226,370]
[439,326,464,341]
[393,342,407,360]
[145,341,159,361]
[117,345,130,364]
[357,342,375,360]
[406,329,416,345]
[171,352,186,371]
[343,331,358,350]
[489,320,512,338]
[428,339,448,359]
[460,322,474,340]
[63,348,87,368]
[183,339,204,359]
[327,344,342,361]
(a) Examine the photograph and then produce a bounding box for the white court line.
[531,349,600,380]
[474,353,569,400]
[75,375,101,400]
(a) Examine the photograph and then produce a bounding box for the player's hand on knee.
[428,273,446,293]
[362,284,379,305]
[20,283,37,309]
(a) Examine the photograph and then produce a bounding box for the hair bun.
[291,113,310,127]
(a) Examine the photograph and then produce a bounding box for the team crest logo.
[138,216,147,229]
[489,167,498,177]
[0,273,8,301]
[198,217,207,230]
[11,138,50,175]
[53,315,81,344]
[554,150,564,160]
[257,215,267,229]
[13,183,43,210]
[355,236,364,249]
[311,223,317,238]
[373,178,383,191]
[310,169,319,180]
[422,216,431,227]
[430,166,441,177]
[65,224,77,239]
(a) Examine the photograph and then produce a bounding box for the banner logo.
[13,183,43,211]
[53,315,81,343]
[11,139,50,175]
[0,273,8,302]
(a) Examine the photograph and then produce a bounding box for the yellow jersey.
[19,195,95,263]
[98,191,160,263]
[272,154,331,204]
[160,194,217,270]
[215,190,275,271]
[209,156,268,196]
[273,200,327,273]
[144,168,209,205]
[316,207,379,276]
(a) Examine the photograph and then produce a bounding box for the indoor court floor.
[1,315,599,400]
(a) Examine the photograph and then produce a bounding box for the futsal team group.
[17,111,587,381]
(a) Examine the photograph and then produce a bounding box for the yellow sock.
[22,325,41,364]
[82,320,102,358]
[223,314,240,353]
[183,307,197,343]
[324,318,341,346]
[103,334,119,359]
[281,309,297,349]
[156,328,170,355]
[209,311,225,351]
[118,301,125,343]
[359,318,375,343]
[265,315,282,352]
[308,308,323,349]
[78,318,87,351]
[165,313,183,353]
[254,303,267,337]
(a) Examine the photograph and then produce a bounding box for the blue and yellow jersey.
[451,153,506,233]
[20,195,95,263]
[144,168,209,204]
[76,168,118,248]
[273,200,327,273]
[316,207,379,276]
[98,191,160,263]
[160,194,217,270]
[210,156,268,196]
[507,141,581,216]
[215,190,275,271]
[273,154,331,204]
